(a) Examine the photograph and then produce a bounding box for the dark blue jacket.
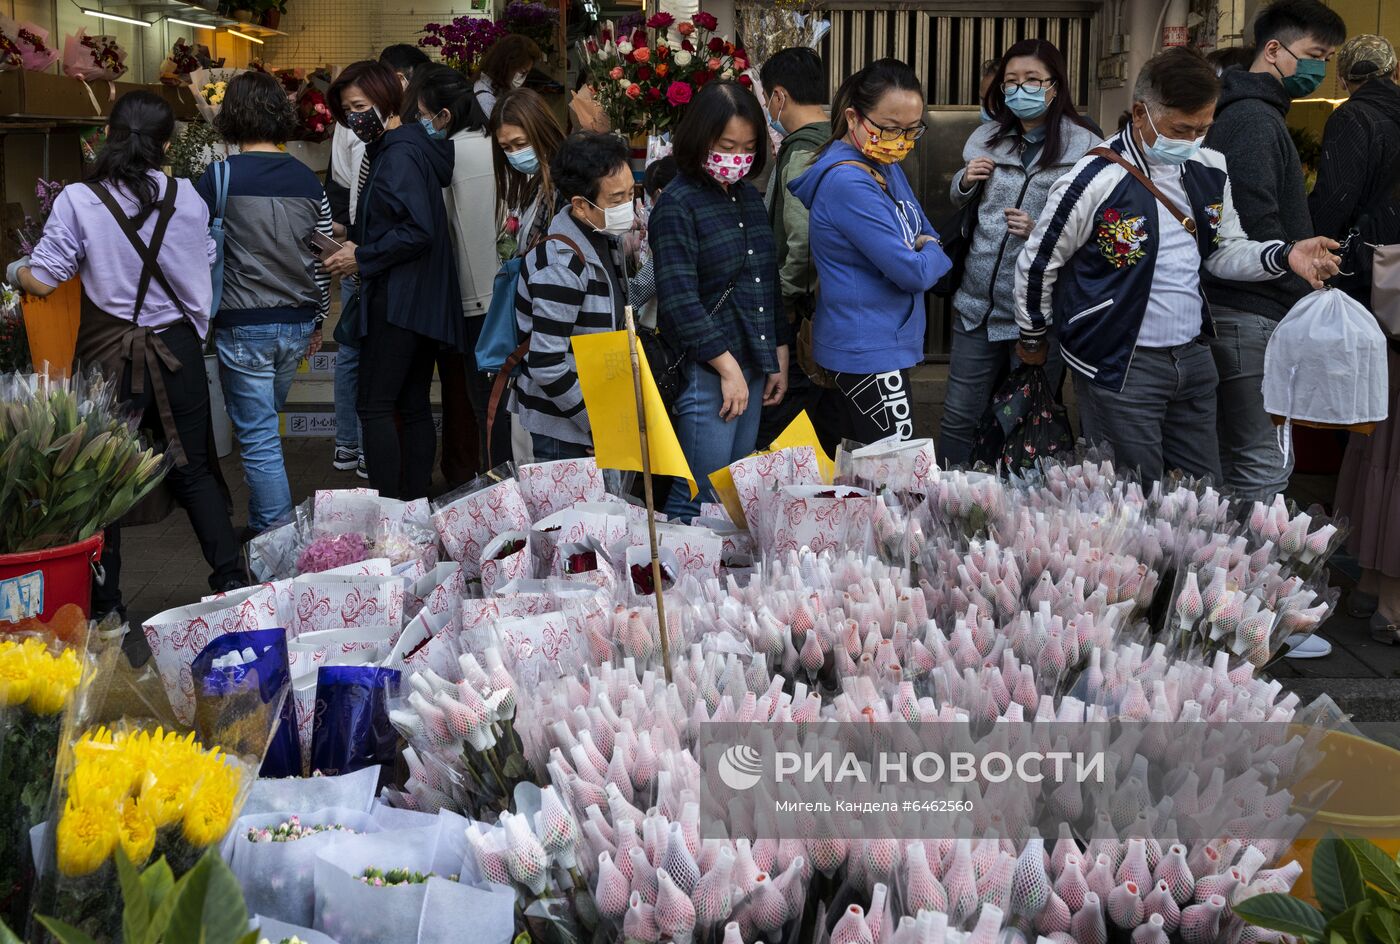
[1014,129,1291,392]
[353,122,465,351]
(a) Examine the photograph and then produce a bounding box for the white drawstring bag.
[1263,288,1390,459]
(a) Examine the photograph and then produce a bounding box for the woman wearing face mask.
[488,87,565,465]
[511,131,636,462]
[650,80,791,522]
[475,35,541,122]
[325,60,465,500]
[939,39,1101,467]
[409,64,500,479]
[789,58,951,446]
[9,91,243,620]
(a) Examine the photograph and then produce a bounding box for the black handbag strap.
[86,179,193,325]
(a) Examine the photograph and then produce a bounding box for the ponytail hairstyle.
[87,90,175,224]
[822,57,924,154]
[404,63,485,136]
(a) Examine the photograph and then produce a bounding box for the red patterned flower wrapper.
[432,477,530,575]
[516,456,606,521]
[479,530,533,597]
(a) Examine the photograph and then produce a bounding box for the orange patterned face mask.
[858,120,916,165]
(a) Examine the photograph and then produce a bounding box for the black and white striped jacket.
[510,207,623,446]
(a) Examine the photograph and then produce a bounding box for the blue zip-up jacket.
[1014,129,1291,392]
[789,141,951,374]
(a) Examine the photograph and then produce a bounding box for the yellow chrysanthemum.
[56,799,117,877]
[182,771,238,848]
[0,640,33,707]
[117,796,156,867]
[26,646,83,715]
[140,767,194,829]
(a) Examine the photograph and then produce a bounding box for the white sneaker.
[1284,633,1333,659]
[333,445,360,471]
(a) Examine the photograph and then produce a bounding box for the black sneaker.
[333,445,360,471]
[357,454,369,479]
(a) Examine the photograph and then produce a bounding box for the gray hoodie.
[1202,67,1313,320]
[950,117,1102,341]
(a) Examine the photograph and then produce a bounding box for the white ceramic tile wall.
[260,0,490,70]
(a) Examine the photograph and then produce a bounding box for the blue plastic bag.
[310,665,401,781]
[190,627,299,777]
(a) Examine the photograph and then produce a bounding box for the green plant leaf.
[199,852,253,944]
[1368,905,1400,944]
[1327,899,1373,943]
[235,931,262,944]
[116,848,152,944]
[1348,838,1400,898]
[141,856,177,916]
[35,916,100,944]
[0,919,22,944]
[1234,893,1328,941]
[163,853,214,944]
[1315,835,1367,919]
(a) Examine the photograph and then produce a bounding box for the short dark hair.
[328,60,403,125]
[404,63,484,135]
[214,70,296,145]
[553,131,631,203]
[987,38,1096,165]
[1206,45,1255,73]
[644,155,677,198]
[1133,47,1221,113]
[379,43,431,78]
[981,57,1002,79]
[671,80,768,185]
[480,35,542,92]
[1252,0,1346,52]
[759,48,828,106]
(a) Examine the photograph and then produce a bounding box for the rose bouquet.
[580,11,749,134]
[0,26,20,71]
[418,15,509,75]
[61,28,126,84]
[0,17,59,71]
[159,38,215,85]
[297,88,334,142]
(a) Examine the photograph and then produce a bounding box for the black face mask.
[345,108,385,144]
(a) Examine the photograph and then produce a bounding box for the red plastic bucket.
[0,533,105,627]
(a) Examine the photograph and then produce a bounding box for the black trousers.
[90,322,243,615]
[436,349,479,489]
[358,297,439,500]
[463,314,514,472]
[828,368,915,447]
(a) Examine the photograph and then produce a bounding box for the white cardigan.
[443,129,499,317]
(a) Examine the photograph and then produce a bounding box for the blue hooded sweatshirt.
[789,140,951,374]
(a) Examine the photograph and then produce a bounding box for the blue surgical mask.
[507,145,539,175]
[1004,86,1049,120]
[768,94,787,138]
[1144,107,1202,165]
[420,117,447,140]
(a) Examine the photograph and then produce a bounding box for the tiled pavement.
[118,440,1400,720]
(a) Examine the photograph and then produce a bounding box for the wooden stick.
[622,304,672,682]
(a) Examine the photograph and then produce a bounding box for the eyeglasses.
[1002,78,1057,94]
[860,117,927,142]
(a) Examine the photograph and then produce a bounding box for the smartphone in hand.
[308,231,343,260]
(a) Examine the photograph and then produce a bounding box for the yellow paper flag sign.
[707,411,836,526]
[572,330,698,497]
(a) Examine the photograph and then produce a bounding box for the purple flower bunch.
[617,11,646,33]
[504,1,558,26]
[295,531,370,575]
[15,178,64,256]
[419,16,509,73]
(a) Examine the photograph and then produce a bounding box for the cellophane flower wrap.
[0,283,30,375]
[0,16,59,71]
[0,615,120,930]
[61,27,126,83]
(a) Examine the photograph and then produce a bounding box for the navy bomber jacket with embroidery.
[1013,129,1291,392]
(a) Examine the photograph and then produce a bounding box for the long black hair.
[822,57,924,154]
[405,63,486,136]
[88,91,175,224]
[671,80,768,185]
[985,39,1095,166]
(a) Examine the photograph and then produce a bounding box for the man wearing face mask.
[1201,0,1346,504]
[510,132,635,462]
[1014,48,1341,487]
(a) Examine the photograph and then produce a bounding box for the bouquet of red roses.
[580,10,748,134]
[297,87,334,141]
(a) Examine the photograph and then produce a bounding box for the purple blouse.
[29,171,217,338]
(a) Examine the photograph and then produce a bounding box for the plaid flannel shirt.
[649,173,791,375]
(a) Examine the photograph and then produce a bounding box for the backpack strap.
[1089,146,1197,235]
[485,232,589,465]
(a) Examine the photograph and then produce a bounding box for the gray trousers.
[1209,306,1293,503]
[1074,341,1222,485]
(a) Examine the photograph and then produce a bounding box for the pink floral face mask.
[703,150,754,183]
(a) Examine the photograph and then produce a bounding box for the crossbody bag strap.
[832,159,890,193]
[214,159,231,221]
[1089,146,1197,235]
[485,232,591,465]
[87,179,192,324]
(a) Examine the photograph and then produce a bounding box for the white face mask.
[512,71,528,89]
[587,198,635,237]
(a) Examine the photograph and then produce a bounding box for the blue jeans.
[531,432,589,462]
[1209,306,1293,503]
[216,321,315,531]
[664,363,766,521]
[335,278,361,450]
[939,316,1066,468]
[1074,341,1221,485]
